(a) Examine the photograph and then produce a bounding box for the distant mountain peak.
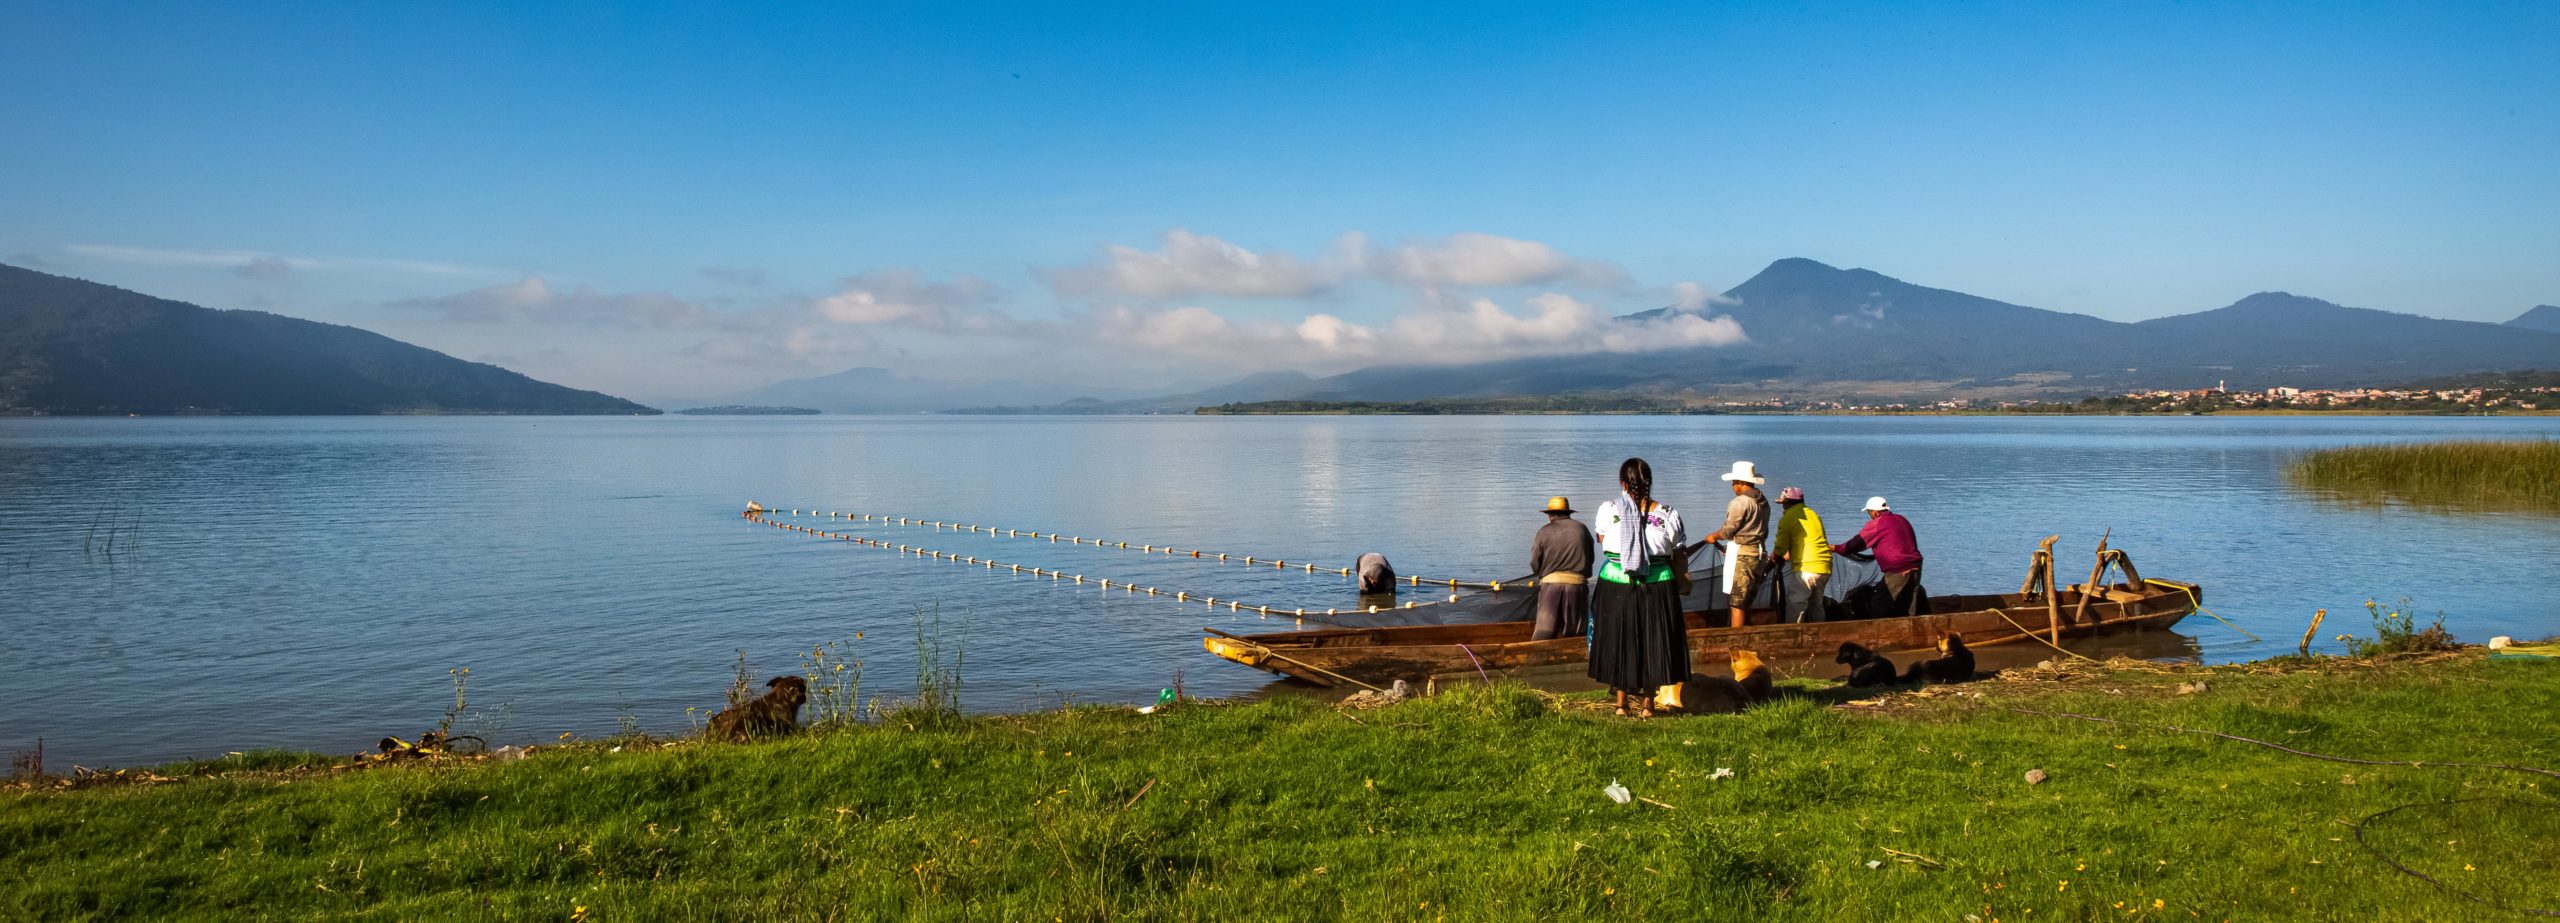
[0,264,655,415]
[2509,305,2560,334]
[2231,290,2324,304]
[1763,256,1842,273]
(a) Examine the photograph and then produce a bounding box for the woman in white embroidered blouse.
[1585,457,1691,717]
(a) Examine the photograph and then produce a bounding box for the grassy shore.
[2287,439,2560,514]
[5,653,2557,921]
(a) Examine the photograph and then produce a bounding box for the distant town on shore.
[1198,372,2560,416]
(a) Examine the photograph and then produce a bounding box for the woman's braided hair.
[1618,457,1657,568]
[1618,456,1653,512]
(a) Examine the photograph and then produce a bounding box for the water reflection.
[1,414,2555,768]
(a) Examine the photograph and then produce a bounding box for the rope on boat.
[755,505,1512,591]
[1988,607,2103,663]
[742,511,1495,621]
[2142,579,2260,642]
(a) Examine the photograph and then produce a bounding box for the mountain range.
[1248,259,2560,405]
[0,264,654,415]
[8,258,2554,415]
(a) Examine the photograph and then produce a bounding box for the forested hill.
[0,264,654,415]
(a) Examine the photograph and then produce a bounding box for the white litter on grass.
[1709,767,1735,780]
[1603,780,1632,804]
[1136,705,1159,715]
[1866,860,1883,870]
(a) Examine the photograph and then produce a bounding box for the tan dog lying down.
[1657,649,1773,715]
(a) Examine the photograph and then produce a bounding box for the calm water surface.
[4,415,2556,767]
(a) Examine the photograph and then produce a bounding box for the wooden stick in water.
[2299,609,2327,655]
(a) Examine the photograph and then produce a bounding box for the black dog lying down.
[706,675,809,742]
[1902,633,1977,684]
[1834,642,1899,687]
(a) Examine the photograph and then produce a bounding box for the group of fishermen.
[1523,460,1926,640]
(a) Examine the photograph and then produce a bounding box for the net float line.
[741,510,1489,620]
[746,503,1510,591]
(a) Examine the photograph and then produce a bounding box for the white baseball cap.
[1863,496,1891,512]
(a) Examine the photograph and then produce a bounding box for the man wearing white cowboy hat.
[1695,460,1771,629]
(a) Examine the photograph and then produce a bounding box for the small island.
[673,405,821,416]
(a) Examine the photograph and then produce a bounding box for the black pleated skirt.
[1586,578,1691,693]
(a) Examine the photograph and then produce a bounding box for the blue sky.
[4,1,2554,400]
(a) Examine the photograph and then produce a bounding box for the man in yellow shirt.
[1772,487,1832,623]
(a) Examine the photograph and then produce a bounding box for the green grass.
[5,655,2558,921]
[2287,439,2560,514]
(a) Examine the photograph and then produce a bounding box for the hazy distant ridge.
[0,264,656,415]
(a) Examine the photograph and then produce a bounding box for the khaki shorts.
[1727,553,1766,606]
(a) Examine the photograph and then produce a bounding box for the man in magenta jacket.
[1832,496,1926,616]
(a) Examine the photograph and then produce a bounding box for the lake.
[4,414,2556,769]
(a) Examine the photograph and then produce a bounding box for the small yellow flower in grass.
[2153,899,2165,909]
[1603,887,1615,896]
[1645,759,1655,767]
[2058,880,2068,892]
[2465,864,2477,871]
[571,907,589,922]
[2075,862,2084,871]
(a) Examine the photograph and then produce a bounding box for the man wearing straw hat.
[1527,496,1594,640]
[1697,461,1771,629]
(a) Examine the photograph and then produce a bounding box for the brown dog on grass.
[706,676,809,742]
[1729,649,1773,703]
[1664,649,1776,715]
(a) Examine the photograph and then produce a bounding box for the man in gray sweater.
[1528,496,1595,640]
[1697,461,1771,628]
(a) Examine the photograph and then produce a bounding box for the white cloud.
[392,269,1010,373]
[1088,291,1744,370]
[1043,229,1631,300]
[1045,229,1338,299]
[814,271,1007,332]
[1670,281,1736,310]
[233,256,296,281]
[65,244,493,278]
[1600,310,1748,352]
[388,277,708,328]
[686,326,878,366]
[1364,233,1628,289]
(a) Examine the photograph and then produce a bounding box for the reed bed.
[2286,439,2560,514]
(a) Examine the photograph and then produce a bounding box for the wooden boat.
[1202,539,2198,688]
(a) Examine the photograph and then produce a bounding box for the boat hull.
[1203,580,2200,688]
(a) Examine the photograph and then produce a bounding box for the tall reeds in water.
[2286,439,2560,515]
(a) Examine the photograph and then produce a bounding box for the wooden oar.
[1202,627,1388,692]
